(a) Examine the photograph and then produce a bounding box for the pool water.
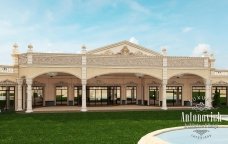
[157,128,228,144]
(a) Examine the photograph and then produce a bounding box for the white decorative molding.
[168,80,183,86]
[0,79,17,86]
[125,81,138,86]
[147,81,161,86]
[32,80,46,86]
[191,81,205,86]
[213,80,228,86]
[88,79,121,86]
[55,81,68,86]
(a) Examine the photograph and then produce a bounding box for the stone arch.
[29,70,81,80]
[167,72,206,80]
[87,68,162,80]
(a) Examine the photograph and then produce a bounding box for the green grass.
[1,108,228,144]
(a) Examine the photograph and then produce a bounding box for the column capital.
[205,79,211,86]
[162,79,167,85]
[16,78,23,85]
[26,78,33,85]
[81,79,87,85]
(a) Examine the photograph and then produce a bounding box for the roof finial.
[12,43,19,54]
[28,43,33,53]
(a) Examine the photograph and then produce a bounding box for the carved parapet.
[167,57,205,67]
[87,56,163,67]
[32,53,82,65]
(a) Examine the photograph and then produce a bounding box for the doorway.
[56,86,68,105]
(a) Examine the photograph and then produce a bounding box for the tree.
[213,87,220,108]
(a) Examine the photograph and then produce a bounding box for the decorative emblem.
[192,102,210,112]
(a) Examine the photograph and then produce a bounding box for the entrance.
[192,86,205,105]
[212,86,227,105]
[149,86,159,106]
[32,86,44,107]
[86,86,121,106]
[56,86,68,105]
[0,86,15,110]
[166,86,182,106]
[126,86,137,104]
[74,86,82,105]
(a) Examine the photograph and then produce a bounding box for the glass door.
[212,86,227,106]
[74,86,82,106]
[32,86,44,107]
[0,86,15,110]
[56,86,68,105]
[166,86,182,106]
[149,86,159,106]
[126,86,137,104]
[107,86,121,105]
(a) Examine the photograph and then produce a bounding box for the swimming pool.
[138,125,228,144]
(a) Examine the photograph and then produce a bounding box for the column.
[16,78,23,111]
[226,86,228,106]
[161,80,167,110]
[81,45,87,112]
[26,78,33,113]
[205,79,212,108]
[81,79,87,112]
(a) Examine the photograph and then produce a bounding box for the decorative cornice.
[125,81,138,86]
[32,80,45,86]
[0,79,17,86]
[168,80,183,86]
[55,81,68,86]
[213,80,228,86]
[88,80,121,86]
[191,81,205,86]
[147,81,161,86]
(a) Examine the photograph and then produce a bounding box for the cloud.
[182,27,193,33]
[126,1,151,15]
[129,37,139,44]
[192,43,211,56]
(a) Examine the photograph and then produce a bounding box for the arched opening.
[168,73,205,107]
[31,72,81,108]
[86,73,162,106]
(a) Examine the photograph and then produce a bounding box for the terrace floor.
[33,105,192,113]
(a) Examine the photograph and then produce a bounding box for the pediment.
[87,41,162,56]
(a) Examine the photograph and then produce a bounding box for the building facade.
[0,41,228,112]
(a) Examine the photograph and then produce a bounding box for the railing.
[0,65,14,73]
[214,70,228,76]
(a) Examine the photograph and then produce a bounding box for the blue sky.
[0,0,228,68]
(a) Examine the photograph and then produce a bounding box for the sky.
[0,0,228,68]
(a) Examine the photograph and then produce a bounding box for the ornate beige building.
[0,41,228,113]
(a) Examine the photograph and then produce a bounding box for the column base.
[25,109,33,113]
[161,106,168,110]
[16,108,23,111]
[80,107,87,112]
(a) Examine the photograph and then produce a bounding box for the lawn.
[1,108,228,144]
